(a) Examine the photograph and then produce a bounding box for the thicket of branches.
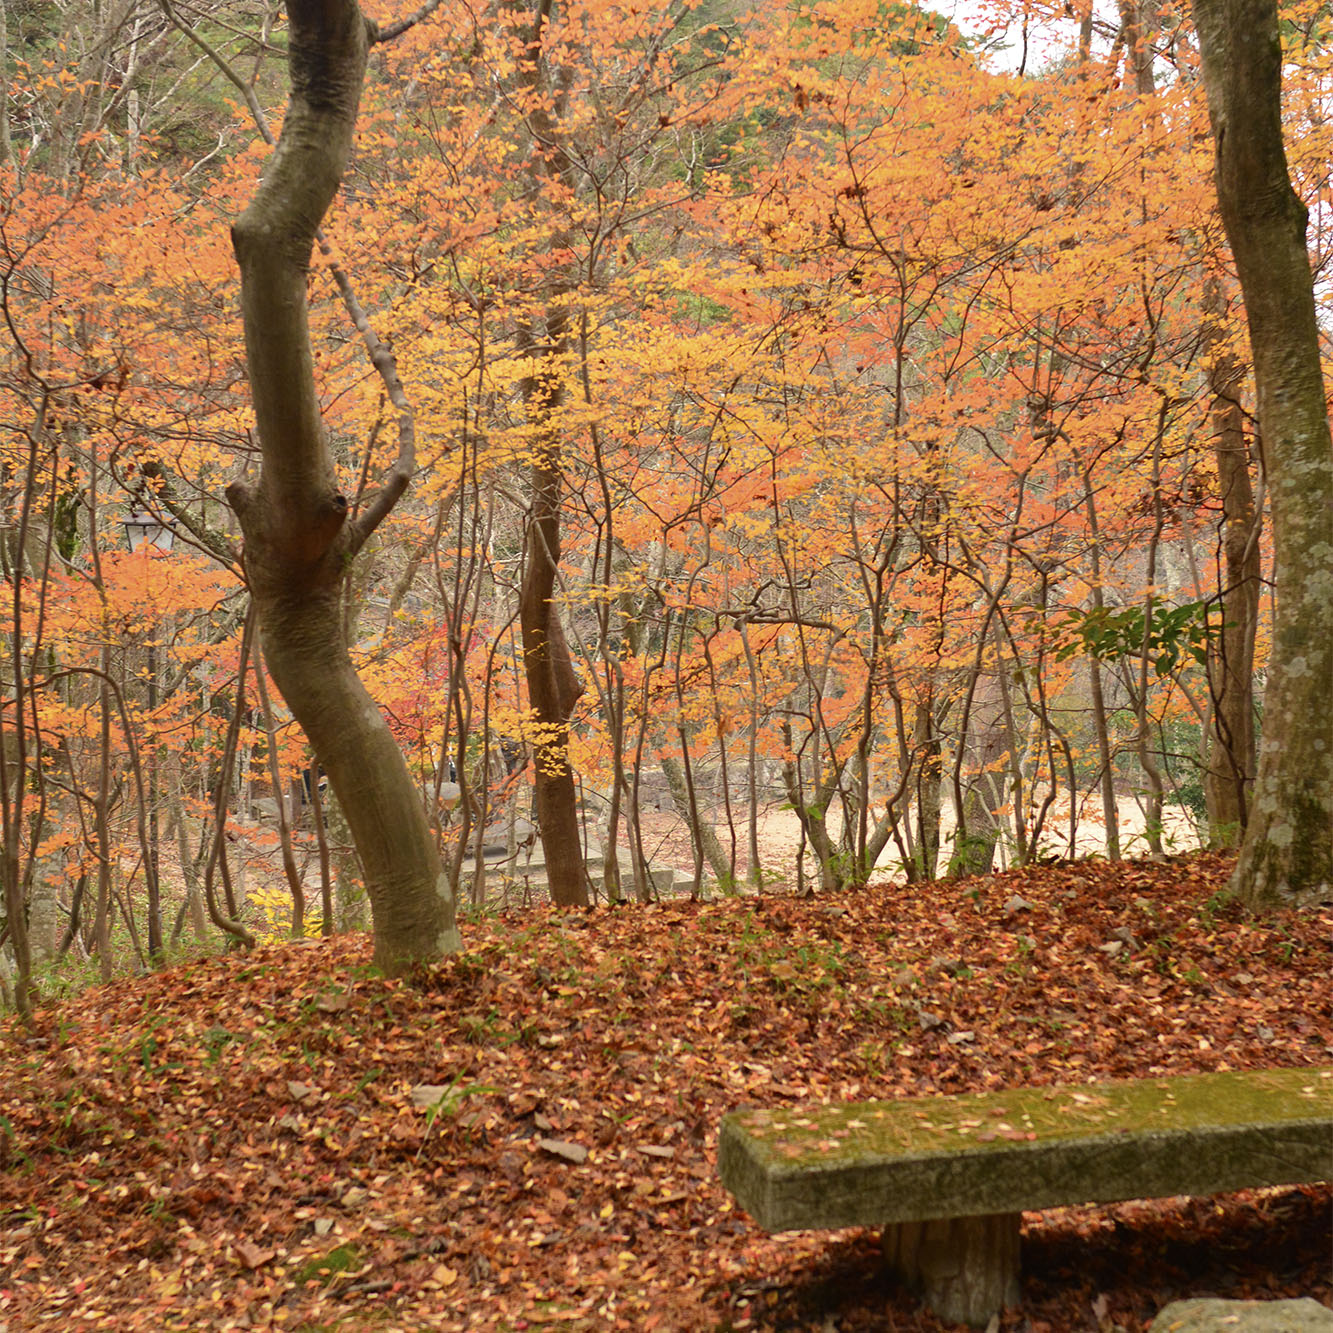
[1,0,1330,999]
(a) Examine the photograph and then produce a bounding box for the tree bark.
[1079,464,1123,860]
[226,0,460,970]
[1201,278,1260,847]
[512,0,588,910]
[911,695,943,881]
[953,689,1007,878]
[1192,0,1333,907]
[517,354,588,909]
[1118,0,1158,94]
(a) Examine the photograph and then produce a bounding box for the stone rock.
[883,1212,1020,1327]
[1150,1298,1333,1333]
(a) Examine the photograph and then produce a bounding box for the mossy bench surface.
[720,1066,1333,1232]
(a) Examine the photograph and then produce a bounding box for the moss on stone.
[720,1066,1333,1231]
[733,1067,1333,1164]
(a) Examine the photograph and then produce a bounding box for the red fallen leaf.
[235,1241,274,1270]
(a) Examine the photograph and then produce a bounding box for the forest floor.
[1,852,1330,1333]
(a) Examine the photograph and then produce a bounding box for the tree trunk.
[1193,0,1333,907]
[1201,278,1260,847]
[1118,0,1158,94]
[952,691,1007,878]
[0,0,11,164]
[512,0,588,910]
[226,0,460,971]
[517,376,588,909]
[911,696,943,881]
[1080,465,1123,860]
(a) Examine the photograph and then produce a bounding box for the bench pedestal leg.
[882,1212,1021,1327]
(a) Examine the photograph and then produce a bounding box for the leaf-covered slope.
[1,853,1329,1331]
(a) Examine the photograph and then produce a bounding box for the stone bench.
[718,1066,1333,1327]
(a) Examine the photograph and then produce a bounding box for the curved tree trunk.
[226,0,460,971]
[1193,0,1333,906]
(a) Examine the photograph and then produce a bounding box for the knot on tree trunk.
[227,484,352,597]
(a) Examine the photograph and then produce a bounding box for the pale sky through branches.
[941,0,1091,74]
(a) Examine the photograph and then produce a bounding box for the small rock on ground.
[1151,1298,1333,1332]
